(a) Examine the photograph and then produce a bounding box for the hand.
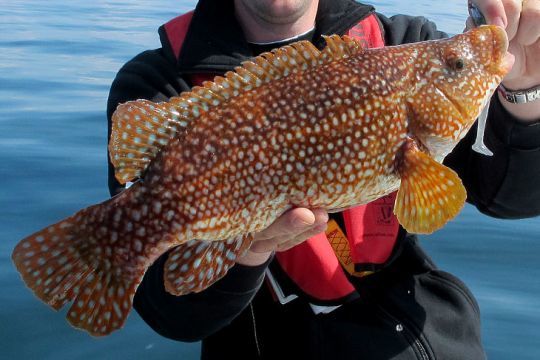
[467,0,540,121]
[235,208,329,266]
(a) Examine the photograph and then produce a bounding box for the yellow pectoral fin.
[394,145,467,234]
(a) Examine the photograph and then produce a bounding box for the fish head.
[407,25,513,160]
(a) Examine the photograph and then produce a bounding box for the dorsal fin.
[320,35,364,63]
[109,100,190,184]
[109,36,363,184]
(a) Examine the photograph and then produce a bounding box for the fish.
[12,25,512,337]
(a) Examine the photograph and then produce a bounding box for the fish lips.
[499,52,515,75]
[487,25,514,75]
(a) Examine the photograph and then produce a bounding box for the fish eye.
[455,58,465,70]
[447,56,465,71]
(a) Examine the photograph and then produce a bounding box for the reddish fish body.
[12,26,511,336]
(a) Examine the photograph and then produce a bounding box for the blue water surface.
[1,1,538,359]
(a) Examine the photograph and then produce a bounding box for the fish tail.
[12,189,152,336]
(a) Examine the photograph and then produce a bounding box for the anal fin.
[394,141,466,234]
[163,234,253,296]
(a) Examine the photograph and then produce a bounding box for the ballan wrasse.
[12,25,512,336]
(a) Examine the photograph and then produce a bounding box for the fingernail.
[292,215,315,229]
[293,219,313,229]
[314,223,328,233]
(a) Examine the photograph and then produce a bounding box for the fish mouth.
[434,83,468,125]
[499,52,515,74]
[488,25,513,74]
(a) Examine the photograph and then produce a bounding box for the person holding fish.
[10,0,540,358]
[103,0,539,358]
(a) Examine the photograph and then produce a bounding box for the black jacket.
[107,0,540,358]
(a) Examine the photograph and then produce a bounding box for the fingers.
[253,207,327,240]
[250,208,328,253]
[503,0,524,40]
[469,0,538,42]
[515,0,540,46]
[276,223,328,252]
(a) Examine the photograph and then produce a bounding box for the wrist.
[497,90,540,123]
[235,249,273,266]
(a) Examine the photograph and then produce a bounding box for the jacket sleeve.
[376,13,447,45]
[444,97,540,218]
[378,13,540,218]
[107,49,270,341]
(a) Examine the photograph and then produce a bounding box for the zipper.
[413,338,430,360]
[249,303,262,358]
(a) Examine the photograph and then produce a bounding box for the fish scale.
[12,26,511,336]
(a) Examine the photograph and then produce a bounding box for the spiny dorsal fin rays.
[109,36,363,184]
[170,36,362,108]
[320,35,364,62]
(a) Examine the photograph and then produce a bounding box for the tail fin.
[12,191,154,336]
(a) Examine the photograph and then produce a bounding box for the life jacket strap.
[326,219,375,277]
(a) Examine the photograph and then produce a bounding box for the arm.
[133,251,270,341]
[376,13,448,45]
[132,207,328,341]
[444,97,540,218]
[107,49,328,340]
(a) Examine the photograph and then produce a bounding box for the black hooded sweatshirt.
[107,0,540,359]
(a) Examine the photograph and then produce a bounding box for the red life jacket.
[162,10,399,305]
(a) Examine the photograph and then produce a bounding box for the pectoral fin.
[394,142,466,234]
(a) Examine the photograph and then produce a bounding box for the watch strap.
[498,83,540,104]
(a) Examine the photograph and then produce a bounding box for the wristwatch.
[498,83,540,104]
